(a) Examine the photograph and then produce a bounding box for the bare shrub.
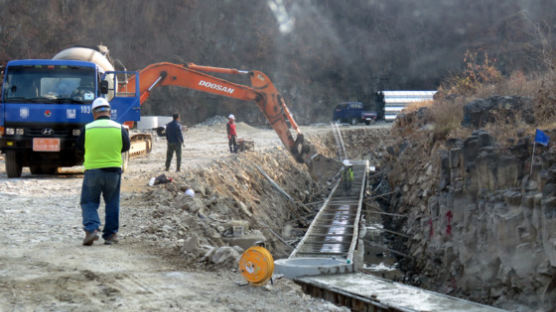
[437,51,503,99]
[534,69,556,126]
[399,47,555,144]
[430,51,504,137]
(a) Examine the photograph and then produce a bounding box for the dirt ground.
[0,119,385,311]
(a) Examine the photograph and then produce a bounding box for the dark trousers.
[229,135,237,153]
[81,169,121,239]
[343,178,352,191]
[166,142,182,171]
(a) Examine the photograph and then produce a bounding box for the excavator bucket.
[306,153,343,184]
[291,135,342,183]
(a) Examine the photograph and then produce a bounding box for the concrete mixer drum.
[52,45,117,100]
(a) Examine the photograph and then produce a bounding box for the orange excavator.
[2,45,333,178]
[118,62,315,164]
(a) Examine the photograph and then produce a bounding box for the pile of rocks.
[125,148,322,270]
[195,115,228,127]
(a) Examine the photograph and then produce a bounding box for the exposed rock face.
[428,130,556,309]
[461,96,535,128]
[382,101,556,311]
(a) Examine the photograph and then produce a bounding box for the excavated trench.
[127,126,402,279]
[128,145,330,269]
[127,125,393,271]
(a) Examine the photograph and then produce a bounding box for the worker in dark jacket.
[77,97,130,246]
[227,114,238,153]
[165,113,184,171]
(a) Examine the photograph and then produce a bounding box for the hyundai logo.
[41,128,54,136]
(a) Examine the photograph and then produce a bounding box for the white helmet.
[185,188,195,198]
[91,97,110,111]
[228,114,235,120]
[343,159,352,166]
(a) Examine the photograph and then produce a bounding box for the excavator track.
[129,133,153,158]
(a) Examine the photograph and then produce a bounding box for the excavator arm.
[119,62,314,164]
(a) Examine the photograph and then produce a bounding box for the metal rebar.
[365,225,411,238]
[364,209,407,218]
[255,165,312,213]
[362,239,412,258]
[330,122,345,160]
[366,191,396,200]
[262,225,294,250]
[303,201,324,206]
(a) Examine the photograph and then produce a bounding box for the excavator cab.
[100,71,141,124]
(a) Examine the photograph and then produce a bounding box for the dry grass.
[430,98,465,140]
[428,49,556,143]
[431,70,555,144]
[394,49,556,147]
[405,100,434,112]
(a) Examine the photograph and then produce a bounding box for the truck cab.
[0,59,140,177]
[332,102,377,125]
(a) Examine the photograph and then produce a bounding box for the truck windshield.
[3,65,96,104]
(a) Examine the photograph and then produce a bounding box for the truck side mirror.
[100,80,109,94]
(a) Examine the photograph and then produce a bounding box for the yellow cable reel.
[238,246,274,286]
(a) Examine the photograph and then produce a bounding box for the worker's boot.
[104,233,119,245]
[83,230,99,246]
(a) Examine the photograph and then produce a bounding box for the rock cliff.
[382,96,555,311]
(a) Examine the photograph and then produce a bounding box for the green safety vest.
[84,119,123,170]
[343,167,354,181]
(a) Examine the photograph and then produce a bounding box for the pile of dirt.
[195,115,228,127]
[124,148,330,270]
[194,115,259,132]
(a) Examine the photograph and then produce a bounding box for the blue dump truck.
[0,47,141,178]
[332,101,377,125]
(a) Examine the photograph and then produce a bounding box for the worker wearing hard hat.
[227,114,238,153]
[342,159,354,193]
[77,97,130,246]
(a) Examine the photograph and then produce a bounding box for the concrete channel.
[274,160,509,312]
[275,160,368,277]
[296,273,509,312]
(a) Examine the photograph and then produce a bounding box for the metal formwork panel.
[290,160,367,262]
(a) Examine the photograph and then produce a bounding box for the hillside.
[1,0,555,124]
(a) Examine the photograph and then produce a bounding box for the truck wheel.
[365,120,370,125]
[6,151,22,178]
[122,151,129,173]
[30,165,43,175]
[41,166,58,175]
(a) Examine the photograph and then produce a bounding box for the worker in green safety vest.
[77,97,130,246]
[342,159,354,193]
